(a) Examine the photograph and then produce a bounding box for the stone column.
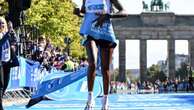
[168,39,175,80]
[140,39,147,82]
[188,39,194,77]
[119,39,126,82]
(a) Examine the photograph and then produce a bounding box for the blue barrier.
[7,57,42,89]
[32,67,88,98]
[7,57,103,101]
[25,59,41,87]
[44,73,102,100]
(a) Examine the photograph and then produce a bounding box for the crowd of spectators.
[18,35,194,95]
[110,77,194,94]
[25,35,88,72]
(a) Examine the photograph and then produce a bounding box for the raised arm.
[110,0,128,18]
[111,0,123,11]
[80,0,86,14]
[73,0,85,17]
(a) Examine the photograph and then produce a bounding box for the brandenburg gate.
[112,12,194,82]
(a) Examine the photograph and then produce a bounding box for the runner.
[74,0,128,109]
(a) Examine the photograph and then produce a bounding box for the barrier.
[6,57,103,102]
[45,74,102,100]
[5,57,45,106]
[7,57,43,89]
[32,66,88,98]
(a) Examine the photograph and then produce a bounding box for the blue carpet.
[5,93,194,110]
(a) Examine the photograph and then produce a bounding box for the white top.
[85,0,111,14]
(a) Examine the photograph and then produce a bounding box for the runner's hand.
[95,14,109,27]
[73,7,84,17]
[73,8,80,16]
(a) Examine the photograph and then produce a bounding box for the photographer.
[0,17,19,110]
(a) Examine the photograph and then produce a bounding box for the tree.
[0,0,86,58]
[111,69,139,82]
[111,68,119,81]
[0,0,8,16]
[126,69,139,83]
[147,64,166,82]
[176,62,189,80]
[25,0,85,58]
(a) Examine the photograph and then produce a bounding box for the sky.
[72,0,194,69]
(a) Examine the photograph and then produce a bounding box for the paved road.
[5,93,194,110]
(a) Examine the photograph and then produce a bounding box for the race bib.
[85,0,111,13]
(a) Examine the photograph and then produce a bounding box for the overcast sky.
[72,0,193,69]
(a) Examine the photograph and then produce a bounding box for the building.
[157,54,189,76]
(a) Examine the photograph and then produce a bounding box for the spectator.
[63,56,74,72]
[0,17,19,110]
[80,56,88,67]
[37,35,46,52]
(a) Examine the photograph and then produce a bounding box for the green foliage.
[147,64,166,82]
[0,0,86,58]
[147,64,160,78]
[126,69,139,82]
[0,0,8,16]
[176,62,189,80]
[111,69,139,82]
[25,0,85,58]
[111,68,119,81]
